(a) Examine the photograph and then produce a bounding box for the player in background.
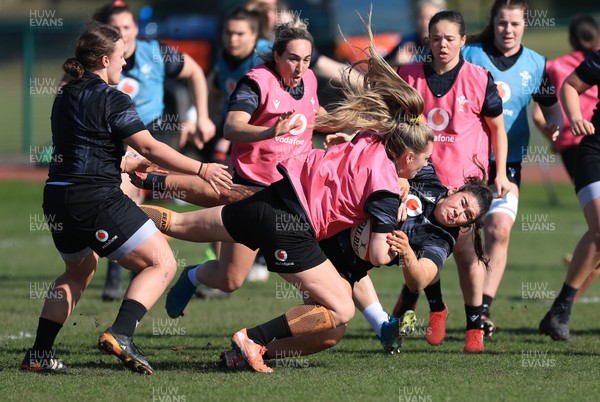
[164,18,327,318]
[460,0,563,336]
[533,15,600,301]
[245,0,361,83]
[185,7,274,289]
[534,16,599,181]
[394,10,511,353]
[539,46,600,341]
[204,7,272,165]
[384,0,446,67]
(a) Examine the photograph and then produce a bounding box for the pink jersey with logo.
[231,64,319,185]
[399,62,491,189]
[279,132,400,240]
[547,50,597,152]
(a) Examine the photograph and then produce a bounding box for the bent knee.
[486,224,512,245]
[222,278,243,292]
[331,304,355,326]
[152,257,178,278]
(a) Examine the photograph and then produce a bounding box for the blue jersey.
[117,40,166,126]
[319,163,459,285]
[462,43,546,162]
[214,38,272,116]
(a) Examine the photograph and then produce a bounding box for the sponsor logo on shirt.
[288,114,307,135]
[427,107,450,131]
[495,81,511,103]
[405,194,423,217]
[456,95,469,112]
[520,70,532,87]
[117,77,139,99]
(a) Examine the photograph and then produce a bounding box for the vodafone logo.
[275,249,288,262]
[117,77,139,99]
[95,230,109,243]
[495,81,511,103]
[427,108,450,131]
[405,194,423,217]
[288,114,307,135]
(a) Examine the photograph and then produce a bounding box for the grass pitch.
[1,180,600,402]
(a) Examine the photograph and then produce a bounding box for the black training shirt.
[49,72,146,185]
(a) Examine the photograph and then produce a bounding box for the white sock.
[362,303,389,337]
[187,265,201,287]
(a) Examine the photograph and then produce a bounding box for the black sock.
[465,304,483,330]
[111,299,147,337]
[424,280,445,312]
[392,284,420,318]
[482,294,494,317]
[246,315,291,346]
[32,317,63,352]
[551,283,577,315]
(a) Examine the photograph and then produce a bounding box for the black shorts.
[42,183,157,261]
[574,136,600,193]
[221,185,327,273]
[319,231,374,287]
[488,161,522,188]
[560,146,579,183]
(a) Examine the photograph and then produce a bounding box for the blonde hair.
[313,10,433,160]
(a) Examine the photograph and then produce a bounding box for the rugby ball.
[350,220,371,261]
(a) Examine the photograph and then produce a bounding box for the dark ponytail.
[457,157,494,269]
[62,58,86,80]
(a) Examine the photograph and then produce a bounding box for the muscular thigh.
[279,260,353,311]
[117,231,173,274]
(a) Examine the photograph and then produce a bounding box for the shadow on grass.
[330,342,600,358]
[64,358,328,373]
